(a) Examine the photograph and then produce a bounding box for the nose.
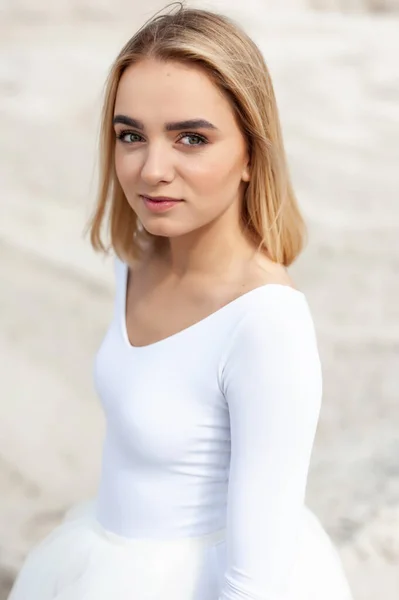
[140,142,175,186]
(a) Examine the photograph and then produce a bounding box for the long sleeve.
[218,288,322,600]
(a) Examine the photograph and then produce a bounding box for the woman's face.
[113,58,250,239]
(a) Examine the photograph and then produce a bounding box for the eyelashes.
[116,130,209,147]
[116,131,142,144]
[178,133,209,146]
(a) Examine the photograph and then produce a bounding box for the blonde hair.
[87,2,306,266]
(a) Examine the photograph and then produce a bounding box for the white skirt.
[7,501,353,600]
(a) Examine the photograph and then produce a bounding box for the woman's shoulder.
[247,252,297,290]
[221,264,320,377]
[238,254,305,306]
[230,256,314,337]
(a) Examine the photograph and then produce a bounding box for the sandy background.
[1,1,398,598]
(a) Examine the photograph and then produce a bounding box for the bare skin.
[113,58,295,348]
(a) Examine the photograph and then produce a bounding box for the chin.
[140,219,186,238]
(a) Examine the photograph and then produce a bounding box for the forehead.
[114,59,233,125]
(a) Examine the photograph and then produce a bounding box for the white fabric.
[8,256,353,600]
[8,501,226,600]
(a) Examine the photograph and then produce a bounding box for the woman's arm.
[218,288,322,600]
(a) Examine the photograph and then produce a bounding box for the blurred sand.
[1,1,398,599]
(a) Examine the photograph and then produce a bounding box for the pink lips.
[141,195,182,213]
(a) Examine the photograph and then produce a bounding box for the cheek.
[183,147,245,197]
[114,148,138,187]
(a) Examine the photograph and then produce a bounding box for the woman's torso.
[93,253,295,538]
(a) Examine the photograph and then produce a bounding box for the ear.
[242,162,250,182]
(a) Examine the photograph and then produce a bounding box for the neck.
[159,217,256,280]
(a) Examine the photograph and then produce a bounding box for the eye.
[178,133,208,147]
[116,130,143,144]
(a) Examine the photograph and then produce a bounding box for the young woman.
[8,5,353,600]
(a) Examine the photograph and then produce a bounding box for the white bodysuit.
[8,256,353,600]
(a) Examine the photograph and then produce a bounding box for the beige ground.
[1,2,398,599]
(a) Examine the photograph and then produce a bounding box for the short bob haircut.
[88,2,306,266]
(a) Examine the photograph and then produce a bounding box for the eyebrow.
[113,115,218,131]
